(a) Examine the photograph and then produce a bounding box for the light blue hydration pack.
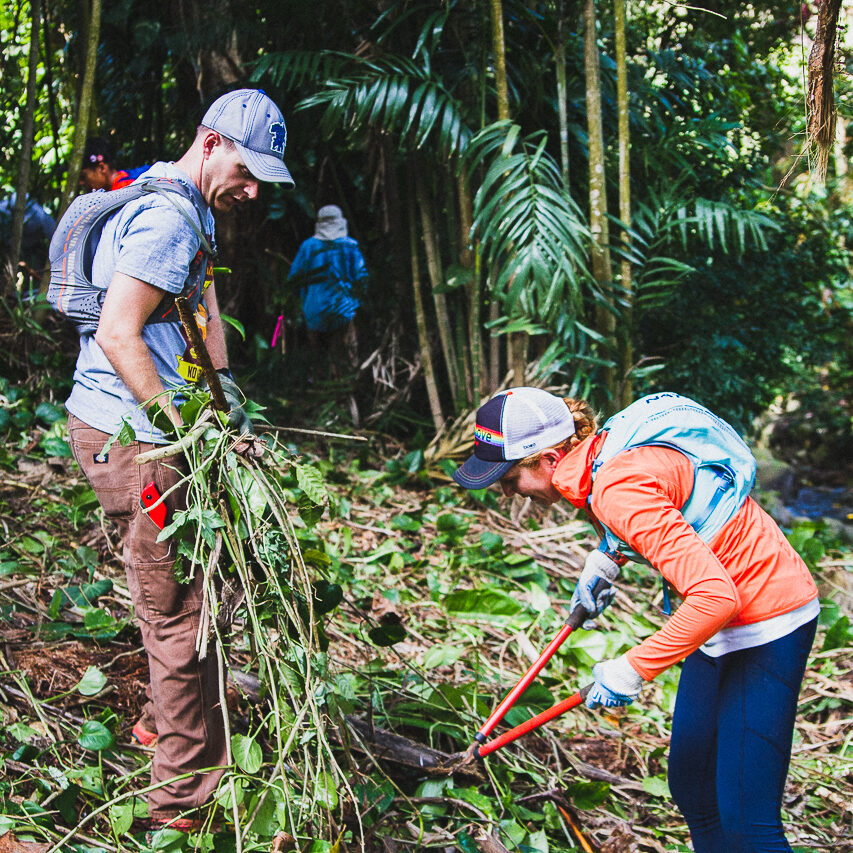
[590,392,757,568]
[47,177,213,335]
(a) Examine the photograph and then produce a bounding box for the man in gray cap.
[64,88,292,831]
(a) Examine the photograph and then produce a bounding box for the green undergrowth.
[0,369,850,852]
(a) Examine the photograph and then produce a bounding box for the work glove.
[214,369,254,436]
[585,655,645,710]
[570,548,621,618]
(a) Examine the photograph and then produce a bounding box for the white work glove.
[570,548,621,618]
[585,654,645,709]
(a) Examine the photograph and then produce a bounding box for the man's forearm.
[202,282,229,371]
[96,331,181,425]
[95,271,183,426]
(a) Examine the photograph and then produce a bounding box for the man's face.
[498,458,563,505]
[204,142,259,213]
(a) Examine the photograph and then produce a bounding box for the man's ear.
[201,130,221,160]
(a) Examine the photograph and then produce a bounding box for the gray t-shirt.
[65,162,216,443]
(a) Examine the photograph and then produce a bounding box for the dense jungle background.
[0,0,851,851]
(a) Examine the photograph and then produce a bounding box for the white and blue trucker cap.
[452,387,576,489]
[202,88,294,187]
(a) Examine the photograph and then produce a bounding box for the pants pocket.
[69,421,140,520]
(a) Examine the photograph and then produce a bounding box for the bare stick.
[175,296,228,411]
[258,425,368,442]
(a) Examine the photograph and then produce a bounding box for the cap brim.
[452,454,516,489]
[236,142,295,187]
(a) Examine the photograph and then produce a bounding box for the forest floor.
[0,416,851,852]
[0,308,851,852]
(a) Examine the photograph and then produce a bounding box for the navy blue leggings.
[668,618,816,853]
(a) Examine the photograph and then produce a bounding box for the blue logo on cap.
[269,122,286,154]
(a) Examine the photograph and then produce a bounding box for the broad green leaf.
[58,579,114,609]
[35,401,64,425]
[642,775,671,797]
[415,778,449,798]
[527,829,549,853]
[313,580,343,614]
[232,733,263,774]
[83,607,118,632]
[368,623,407,646]
[109,801,134,835]
[566,780,611,809]
[40,436,72,457]
[436,512,469,532]
[76,666,107,696]
[443,588,524,621]
[77,721,114,752]
[822,615,852,652]
[313,771,339,810]
[147,827,188,850]
[297,464,328,505]
[480,531,503,553]
[391,513,421,531]
[247,789,278,835]
[422,644,462,669]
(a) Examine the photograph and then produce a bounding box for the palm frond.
[283,55,471,156]
[464,121,591,327]
[619,187,781,308]
[250,50,353,90]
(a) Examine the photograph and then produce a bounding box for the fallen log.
[344,715,485,783]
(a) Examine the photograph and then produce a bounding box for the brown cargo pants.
[68,414,227,819]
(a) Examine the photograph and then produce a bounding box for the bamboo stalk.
[414,157,461,410]
[408,177,444,428]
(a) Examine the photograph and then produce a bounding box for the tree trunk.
[458,167,484,403]
[614,0,632,408]
[381,132,410,328]
[414,157,461,411]
[41,0,62,197]
[556,0,570,187]
[6,0,42,294]
[490,0,527,386]
[807,0,843,181]
[60,0,102,218]
[408,184,444,429]
[583,0,616,404]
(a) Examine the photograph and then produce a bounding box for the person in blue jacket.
[0,193,55,283]
[288,204,368,376]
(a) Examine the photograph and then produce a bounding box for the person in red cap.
[65,89,294,833]
[453,387,818,853]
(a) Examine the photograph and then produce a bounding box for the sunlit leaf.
[232,733,263,774]
[76,666,107,696]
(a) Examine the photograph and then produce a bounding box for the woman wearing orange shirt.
[453,387,819,853]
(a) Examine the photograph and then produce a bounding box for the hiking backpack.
[590,392,757,563]
[48,177,213,335]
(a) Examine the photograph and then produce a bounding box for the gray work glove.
[570,548,621,618]
[214,369,254,436]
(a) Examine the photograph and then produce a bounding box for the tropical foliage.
[0,1,851,850]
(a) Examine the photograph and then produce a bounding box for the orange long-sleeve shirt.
[552,435,818,680]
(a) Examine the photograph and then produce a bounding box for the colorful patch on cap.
[269,122,286,153]
[474,424,504,445]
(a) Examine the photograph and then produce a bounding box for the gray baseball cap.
[202,88,294,187]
